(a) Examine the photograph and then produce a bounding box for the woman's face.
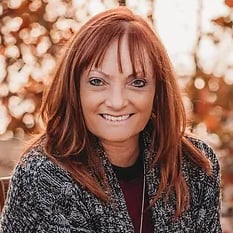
[80,36,155,144]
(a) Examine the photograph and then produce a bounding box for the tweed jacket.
[0,136,222,233]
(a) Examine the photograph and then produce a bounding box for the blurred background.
[0,0,232,230]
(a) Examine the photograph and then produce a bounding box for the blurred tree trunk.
[118,0,126,6]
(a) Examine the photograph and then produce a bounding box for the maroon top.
[112,156,153,233]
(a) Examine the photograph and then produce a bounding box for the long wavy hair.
[39,7,212,217]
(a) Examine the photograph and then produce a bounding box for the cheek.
[80,94,101,122]
[80,98,93,118]
[142,94,155,121]
[137,92,155,110]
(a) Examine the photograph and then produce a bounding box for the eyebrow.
[89,69,146,79]
[89,69,110,78]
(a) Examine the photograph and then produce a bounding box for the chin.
[98,133,140,144]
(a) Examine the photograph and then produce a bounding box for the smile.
[101,114,131,121]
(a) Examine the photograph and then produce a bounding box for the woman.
[1,7,222,233]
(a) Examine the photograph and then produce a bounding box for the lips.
[100,114,131,121]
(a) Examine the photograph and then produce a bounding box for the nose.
[105,85,128,110]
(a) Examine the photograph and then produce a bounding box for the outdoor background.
[0,0,232,231]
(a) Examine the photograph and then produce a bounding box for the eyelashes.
[88,77,147,88]
[131,79,147,87]
[89,78,105,86]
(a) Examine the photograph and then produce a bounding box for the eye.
[89,78,105,86]
[131,79,147,88]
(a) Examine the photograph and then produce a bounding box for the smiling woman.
[80,36,155,156]
[1,7,222,233]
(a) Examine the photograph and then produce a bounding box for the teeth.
[102,114,130,121]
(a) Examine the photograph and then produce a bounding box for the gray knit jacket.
[0,136,222,233]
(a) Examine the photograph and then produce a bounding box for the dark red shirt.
[112,156,153,233]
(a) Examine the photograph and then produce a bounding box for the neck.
[100,136,140,167]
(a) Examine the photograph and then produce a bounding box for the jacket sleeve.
[0,153,96,233]
[193,141,222,233]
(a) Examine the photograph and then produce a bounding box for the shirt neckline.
[111,154,143,181]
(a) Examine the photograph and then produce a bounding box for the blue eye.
[89,78,104,86]
[131,79,146,87]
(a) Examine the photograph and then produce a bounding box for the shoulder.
[186,136,219,166]
[183,136,220,184]
[10,145,77,199]
[182,136,221,215]
[2,145,96,232]
[17,145,70,180]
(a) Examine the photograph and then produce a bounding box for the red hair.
[39,7,212,217]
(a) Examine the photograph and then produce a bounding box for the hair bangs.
[86,23,128,72]
[127,23,155,78]
[81,21,153,77]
